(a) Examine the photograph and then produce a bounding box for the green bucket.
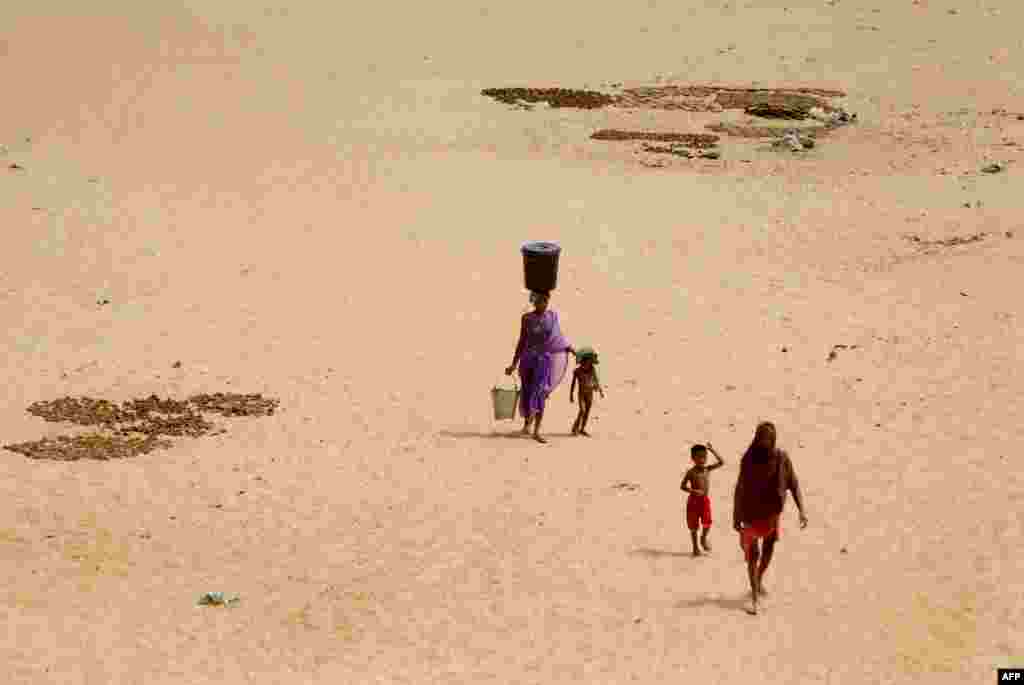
[491,383,519,421]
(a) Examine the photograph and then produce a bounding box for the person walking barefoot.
[680,442,725,556]
[505,290,574,443]
[569,347,603,436]
[732,422,808,615]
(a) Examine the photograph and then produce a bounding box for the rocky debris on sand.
[827,344,859,362]
[481,88,614,109]
[483,84,847,116]
[4,433,172,461]
[772,130,816,152]
[808,105,857,126]
[189,392,279,417]
[5,392,280,461]
[707,122,827,139]
[981,163,1004,174]
[27,397,126,427]
[904,232,988,249]
[745,103,808,120]
[641,143,692,158]
[198,592,240,607]
[592,130,719,148]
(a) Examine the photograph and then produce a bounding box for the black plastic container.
[521,242,561,293]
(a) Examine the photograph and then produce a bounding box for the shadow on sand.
[674,594,752,613]
[630,548,694,559]
[439,430,525,439]
[439,430,578,440]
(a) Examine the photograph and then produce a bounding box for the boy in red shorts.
[733,422,808,615]
[680,442,725,556]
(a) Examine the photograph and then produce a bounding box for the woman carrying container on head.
[505,290,574,443]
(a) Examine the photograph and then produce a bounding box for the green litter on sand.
[197,591,240,607]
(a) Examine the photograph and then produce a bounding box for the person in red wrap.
[733,421,808,615]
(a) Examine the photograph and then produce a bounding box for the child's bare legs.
[521,415,532,435]
[756,533,777,595]
[571,407,583,435]
[689,528,702,556]
[701,526,712,552]
[578,396,593,436]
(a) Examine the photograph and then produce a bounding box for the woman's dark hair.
[691,444,707,457]
[744,421,777,463]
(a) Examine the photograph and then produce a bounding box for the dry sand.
[2,1,1023,683]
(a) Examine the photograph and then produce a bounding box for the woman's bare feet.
[745,599,759,616]
[533,434,547,444]
[579,430,591,437]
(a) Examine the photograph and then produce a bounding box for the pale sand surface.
[2,1,1023,683]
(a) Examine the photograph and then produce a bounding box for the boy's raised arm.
[706,442,726,469]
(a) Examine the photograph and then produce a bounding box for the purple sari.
[514,309,571,418]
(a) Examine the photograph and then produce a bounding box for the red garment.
[738,514,781,559]
[686,494,712,530]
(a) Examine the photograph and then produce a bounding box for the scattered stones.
[172,361,182,369]
[699,150,721,160]
[5,434,172,461]
[808,105,857,126]
[197,592,240,607]
[772,130,815,152]
[611,481,640,492]
[641,143,692,158]
[706,122,828,139]
[905,232,987,249]
[8,163,24,171]
[827,344,858,362]
[97,298,110,306]
[745,103,808,120]
[981,163,1004,174]
[189,392,279,417]
[591,130,720,147]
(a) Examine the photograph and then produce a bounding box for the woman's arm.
[785,455,807,523]
[510,314,527,368]
[732,459,746,530]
